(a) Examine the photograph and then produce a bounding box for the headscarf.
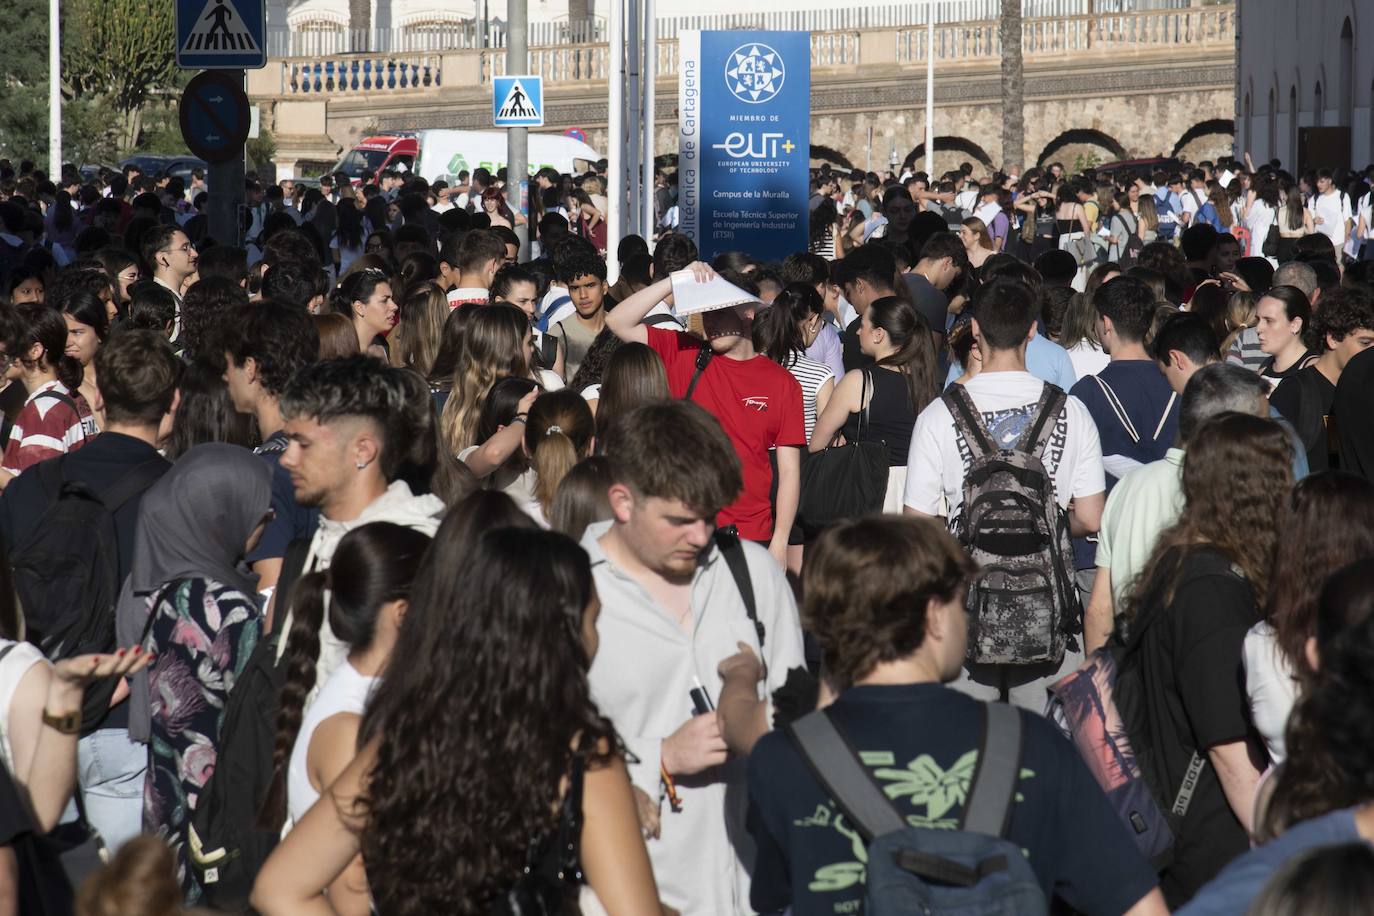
[118,443,273,741]
[1336,347,1374,484]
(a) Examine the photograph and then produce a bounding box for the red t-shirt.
[646,326,805,541]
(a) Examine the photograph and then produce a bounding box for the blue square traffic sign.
[177,0,267,70]
[493,76,544,128]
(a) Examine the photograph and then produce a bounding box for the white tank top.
[287,660,377,825]
[0,639,48,772]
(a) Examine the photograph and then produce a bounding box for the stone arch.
[810,145,855,171]
[1035,129,1127,168]
[901,136,994,173]
[1171,119,1235,159]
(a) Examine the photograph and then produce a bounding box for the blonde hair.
[1136,195,1160,231]
[439,304,530,454]
[390,280,449,376]
[960,217,992,250]
[1221,289,1258,356]
[525,389,595,514]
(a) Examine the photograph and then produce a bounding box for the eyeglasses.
[161,243,196,255]
[0,353,12,374]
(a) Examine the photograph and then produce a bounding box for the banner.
[677,30,811,262]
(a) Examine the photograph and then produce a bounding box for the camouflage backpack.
[943,383,1080,666]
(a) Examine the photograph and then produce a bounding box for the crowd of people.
[0,145,1372,916]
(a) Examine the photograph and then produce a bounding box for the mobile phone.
[690,677,714,715]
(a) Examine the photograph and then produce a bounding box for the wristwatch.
[42,708,82,735]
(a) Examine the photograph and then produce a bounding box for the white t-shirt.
[903,371,1105,520]
[1244,200,1277,259]
[287,660,377,825]
[1066,339,1110,383]
[1357,191,1374,240]
[1309,190,1353,248]
[1242,622,1298,764]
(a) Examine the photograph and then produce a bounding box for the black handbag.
[489,754,585,915]
[797,370,890,537]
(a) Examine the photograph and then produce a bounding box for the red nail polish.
[115,649,125,657]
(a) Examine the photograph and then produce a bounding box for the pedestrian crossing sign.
[177,0,266,70]
[493,76,544,128]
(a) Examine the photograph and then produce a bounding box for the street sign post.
[177,0,266,70]
[179,71,252,163]
[493,75,544,128]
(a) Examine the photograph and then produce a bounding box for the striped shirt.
[785,353,836,441]
[2,381,90,477]
[1226,326,1267,373]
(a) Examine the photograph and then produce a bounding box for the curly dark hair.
[1267,472,1374,681]
[180,275,248,368]
[1262,559,1374,840]
[1123,412,1291,620]
[356,525,615,915]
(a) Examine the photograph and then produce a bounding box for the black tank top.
[842,367,916,467]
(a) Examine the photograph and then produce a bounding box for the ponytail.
[752,283,821,368]
[867,296,939,414]
[525,389,595,514]
[257,570,327,832]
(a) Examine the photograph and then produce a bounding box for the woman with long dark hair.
[333,199,365,277]
[752,283,835,441]
[809,295,939,511]
[1244,472,1374,763]
[256,522,431,915]
[439,303,531,455]
[1121,412,1292,905]
[60,287,110,435]
[252,525,662,915]
[331,268,397,359]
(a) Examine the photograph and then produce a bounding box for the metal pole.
[641,0,656,239]
[606,0,623,281]
[206,70,246,248]
[48,0,61,176]
[507,0,530,259]
[626,0,641,239]
[924,0,935,176]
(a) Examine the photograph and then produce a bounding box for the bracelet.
[513,414,528,424]
[42,708,82,735]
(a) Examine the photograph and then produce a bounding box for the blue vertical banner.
[678,30,810,262]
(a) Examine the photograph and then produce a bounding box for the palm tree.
[1000,0,1024,174]
[349,0,370,52]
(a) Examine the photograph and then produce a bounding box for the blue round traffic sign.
[178,71,251,164]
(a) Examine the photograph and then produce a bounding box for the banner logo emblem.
[725,44,785,104]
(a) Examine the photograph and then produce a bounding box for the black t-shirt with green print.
[745,683,1159,915]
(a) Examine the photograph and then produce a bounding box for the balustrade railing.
[262,4,1233,97]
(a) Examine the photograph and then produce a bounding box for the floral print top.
[142,577,260,900]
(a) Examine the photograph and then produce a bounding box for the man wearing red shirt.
[608,262,803,566]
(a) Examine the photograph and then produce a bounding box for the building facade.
[1236,0,1373,171]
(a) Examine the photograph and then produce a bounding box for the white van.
[330,129,601,183]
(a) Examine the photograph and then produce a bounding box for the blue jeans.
[77,728,147,854]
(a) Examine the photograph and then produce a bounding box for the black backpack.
[9,455,165,732]
[187,537,311,910]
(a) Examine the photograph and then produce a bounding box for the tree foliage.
[64,0,179,151]
[0,0,51,164]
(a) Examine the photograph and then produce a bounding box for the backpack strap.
[1091,376,1140,445]
[684,343,713,402]
[1014,384,1067,457]
[34,389,80,415]
[713,529,764,665]
[788,709,907,841]
[942,383,996,460]
[98,458,167,513]
[959,703,1024,837]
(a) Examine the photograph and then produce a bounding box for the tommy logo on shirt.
[741,395,770,412]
